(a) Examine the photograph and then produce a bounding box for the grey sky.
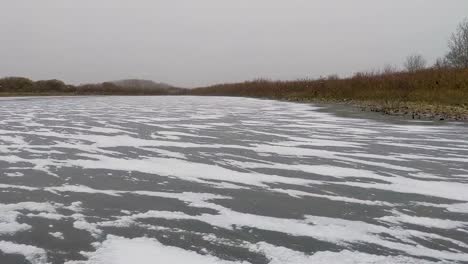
[1,0,467,88]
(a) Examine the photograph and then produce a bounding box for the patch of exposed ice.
[247,144,418,172]
[139,147,187,159]
[416,202,468,214]
[226,160,383,180]
[398,153,468,163]
[271,188,393,206]
[46,185,121,196]
[156,131,216,139]
[227,159,468,202]
[65,154,316,188]
[0,155,59,177]
[378,211,467,229]
[343,176,468,202]
[178,124,213,129]
[272,138,364,148]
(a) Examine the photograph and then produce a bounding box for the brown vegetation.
[189,68,468,120]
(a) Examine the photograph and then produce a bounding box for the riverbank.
[283,98,468,121]
[190,68,468,121]
[357,100,468,121]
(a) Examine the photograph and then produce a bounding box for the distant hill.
[111,79,173,90]
[109,79,185,95]
[0,77,186,96]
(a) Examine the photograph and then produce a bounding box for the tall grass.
[190,68,468,108]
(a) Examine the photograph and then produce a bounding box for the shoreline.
[279,97,468,121]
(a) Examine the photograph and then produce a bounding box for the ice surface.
[0,96,467,263]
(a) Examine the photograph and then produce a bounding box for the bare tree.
[404,54,426,72]
[326,74,340,80]
[433,57,450,69]
[446,19,468,68]
[382,64,398,74]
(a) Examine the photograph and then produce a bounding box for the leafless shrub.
[404,54,427,72]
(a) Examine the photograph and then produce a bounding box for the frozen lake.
[0,96,467,264]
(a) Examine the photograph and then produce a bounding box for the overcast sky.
[1,0,467,87]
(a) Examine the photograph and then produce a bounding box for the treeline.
[190,67,468,108]
[0,77,184,96]
[0,77,75,94]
